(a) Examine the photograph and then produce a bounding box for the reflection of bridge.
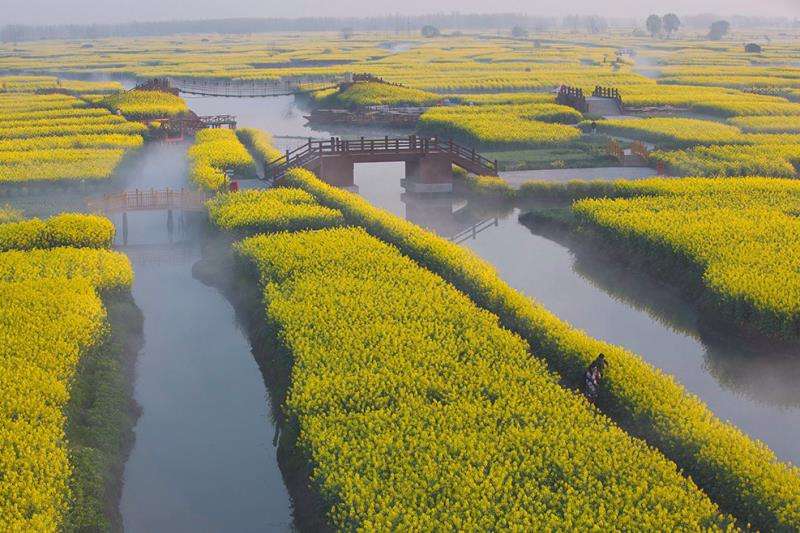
[401,192,506,241]
[267,136,499,193]
[450,217,499,243]
[115,241,196,266]
[167,75,351,97]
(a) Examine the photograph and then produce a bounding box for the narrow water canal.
[184,94,800,466]
[114,143,292,532]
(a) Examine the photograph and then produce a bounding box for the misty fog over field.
[2,0,798,26]
[2,3,800,532]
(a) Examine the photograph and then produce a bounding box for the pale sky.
[1,0,798,26]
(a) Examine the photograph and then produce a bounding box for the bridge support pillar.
[318,155,356,190]
[403,154,453,193]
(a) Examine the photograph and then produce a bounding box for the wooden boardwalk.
[589,86,624,116]
[167,76,350,97]
[607,140,651,167]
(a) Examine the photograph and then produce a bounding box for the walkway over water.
[87,188,207,213]
[168,75,350,97]
[267,136,498,192]
[161,114,237,132]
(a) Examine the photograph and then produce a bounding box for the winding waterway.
[4,80,796,530]
[184,93,800,466]
[111,143,292,532]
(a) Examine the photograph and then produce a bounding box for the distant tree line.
[1,14,560,42]
[0,13,647,43]
[2,12,794,43]
[645,14,681,38]
[680,14,795,30]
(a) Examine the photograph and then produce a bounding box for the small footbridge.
[158,113,237,139]
[558,85,624,117]
[86,188,208,246]
[87,188,207,213]
[588,86,624,116]
[607,139,656,168]
[166,75,352,98]
[266,136,498,192]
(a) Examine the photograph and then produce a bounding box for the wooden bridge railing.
[199,115,237,128]
[87,188,207,213]
[630,141,650,160]
[607,139,625,162]
[265,136,499,181]
[593,86,623,111]
[557,85,588,113]
[167,75,351,97]
[159,114,237,131]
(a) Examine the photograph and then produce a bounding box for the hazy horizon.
[2,0,798,26]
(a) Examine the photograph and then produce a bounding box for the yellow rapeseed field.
[238,226,733,530]
[188,129,256,191]
[0,213,132,531]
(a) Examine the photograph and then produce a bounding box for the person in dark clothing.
[584,354,607,402]
[590,121,598,134]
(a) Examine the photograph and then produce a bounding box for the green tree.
[421,25,440,38]
[511,26,529,39]
[708,20,730,40]
[663,14,681,37]
[646,14,662,38]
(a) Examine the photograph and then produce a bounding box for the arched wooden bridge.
[266,136,498,192]
[86,188,207,213]
[158,113,237,138]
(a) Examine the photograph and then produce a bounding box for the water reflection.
[186,94,412,143]
[348,160,799,464]
[501,210,800,464]
[539,220,800,410]
[180,93,800,464]
[108,142,294,532]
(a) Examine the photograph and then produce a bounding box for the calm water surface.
[190,94,800,465]
[114,143,292,532]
